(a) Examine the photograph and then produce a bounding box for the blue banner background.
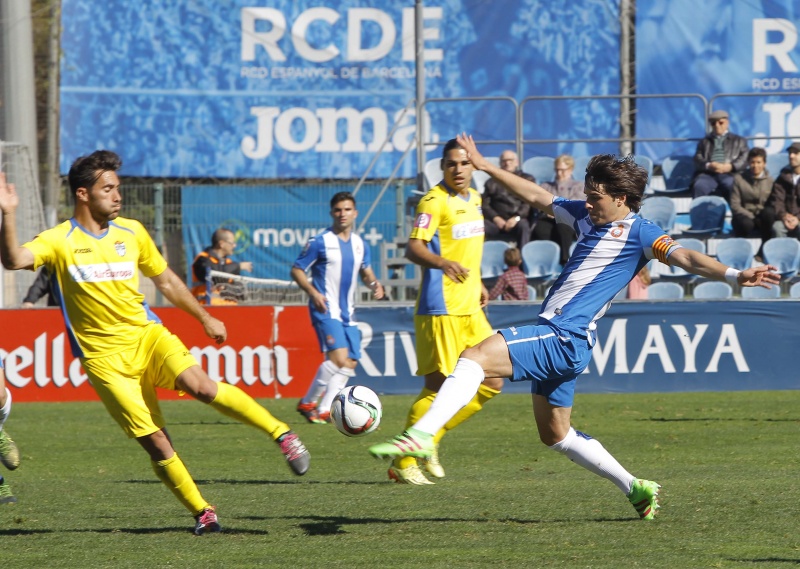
[353,301,800,395]
[60,0,620,178]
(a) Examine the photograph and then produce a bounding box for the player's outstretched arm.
[668,247,781,288]
[456,134,555,215]
[0,172,34,270]
[152,267,227,344]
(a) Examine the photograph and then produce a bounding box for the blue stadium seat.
[715,238,754,271]
[681,196,728,237]
[572,155,593,178]
[471,170,491,194]
[647,281,685,300]
[763,237,800,280]
[639,196,676,232]
[423,157,442,189]
[790,281,800,298]
[692,281,733,300]
[521,156,555,184]
[527,285,537,301]
[741,285,781,299]
[521,241,560,287]
[481,241,511,282]
[657,155,694,195]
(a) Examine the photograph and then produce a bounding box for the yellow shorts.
[414,312,494,377]
[82,323,198,438]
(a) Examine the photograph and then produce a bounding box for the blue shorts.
[500,323,592,408]
[314,318,362,360]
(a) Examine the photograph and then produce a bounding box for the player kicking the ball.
[0,151,310,534]
[370,134,781,520]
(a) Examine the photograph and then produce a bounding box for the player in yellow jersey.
[0,360,20,504]
[385,138,503,485]
[0,151,310,535]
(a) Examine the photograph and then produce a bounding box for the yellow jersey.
[409,183,485,315]
[24,217,168,358]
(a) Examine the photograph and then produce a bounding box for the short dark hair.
[584,154,648,212]
[504,247,522,267]
[212,228,234,247]
[330,191,355,209]
[441,138,460,160]
[67,150,122,196]
[747,147,767,162]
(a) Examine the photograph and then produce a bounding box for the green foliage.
[2,391,799,568]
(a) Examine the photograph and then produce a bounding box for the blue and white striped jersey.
[539,197,681,340]
[293,229,371,326]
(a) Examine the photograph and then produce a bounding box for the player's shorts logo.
[415,213,432,229]
[326,334,335,346]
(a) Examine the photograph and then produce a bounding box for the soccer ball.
[330,385,382,437]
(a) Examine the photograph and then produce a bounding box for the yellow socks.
[151,453,209,516]
[210,381,288,440]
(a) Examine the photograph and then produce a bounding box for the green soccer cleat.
[0,430,20,470]
[388,464,434,485]
[419,444,445,479]
[0,479,17,504]
[627,479,661,520]
[369,428,434,459]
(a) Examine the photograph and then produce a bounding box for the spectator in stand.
[535,154,585,265]
[483,150,535,250]
[764,142,800,241]
[691,110,749,201]
[730,147,775,257]
[21,267,58,308]
[487,247,529,301]
[191,228,253,304]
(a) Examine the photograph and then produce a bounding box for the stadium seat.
[763,237,800,280]
[471,170,491,194]
[521,156,555,183]
[647,281,685,300]
[714,238,754,271]
[657,155,694,195]
[639,196,676,232]
[521,241,561,287]
[632,155,655,193]
[692,281,733,300]
[423,158,443,189]
[766,153,787,178]
[481,241,511,281]
[681,196,728,237]
[790,281,800,298]
[657,238,705,283]
[572,155,593,178]
[527,285,537,301]
[741,284,781,299]
[484,156,501,168]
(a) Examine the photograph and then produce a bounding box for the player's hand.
[372,281,385,300]
[311,290,328,313]
[480,284,489,308]
[456,133,491,171]
[441,259,469,283]
[202,315,227,344]
[739,264,780,288]
[0,173,19,214]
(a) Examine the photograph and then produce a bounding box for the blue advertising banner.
[353,301,800,395]
[636,0,800,161]
[60,0,620,178]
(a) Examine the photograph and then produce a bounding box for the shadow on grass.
[240,514,636,536]
[0,526,268,536]
[727,558,800,565]
[122,478,390,486]
[645,417,800,422]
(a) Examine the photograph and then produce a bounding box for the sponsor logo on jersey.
[114,241,126,257]
[67,262,135,283]
[451,219,484,240]
[73,248,92,254]
[415,213,432,229]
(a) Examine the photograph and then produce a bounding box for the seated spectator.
[487,247,529,301]
[691,110,749,201]
[534,154,584,265]
[21,267,58,308]
[626,266,651,300]
[482,150,535,249]
[764,141,800,241]
[191,227,253,304]
[730,147,774,256]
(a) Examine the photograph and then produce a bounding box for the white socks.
[318,366,356,413]
[549,427,635,494]
[0,388,11,431]
[414,358,485,435]
[301,360,337,405]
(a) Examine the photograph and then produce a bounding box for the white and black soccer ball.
[330,385,382,437]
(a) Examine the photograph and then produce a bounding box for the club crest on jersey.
[415,213,432,229]
[610,224,625,238]
[114,241,126,257]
